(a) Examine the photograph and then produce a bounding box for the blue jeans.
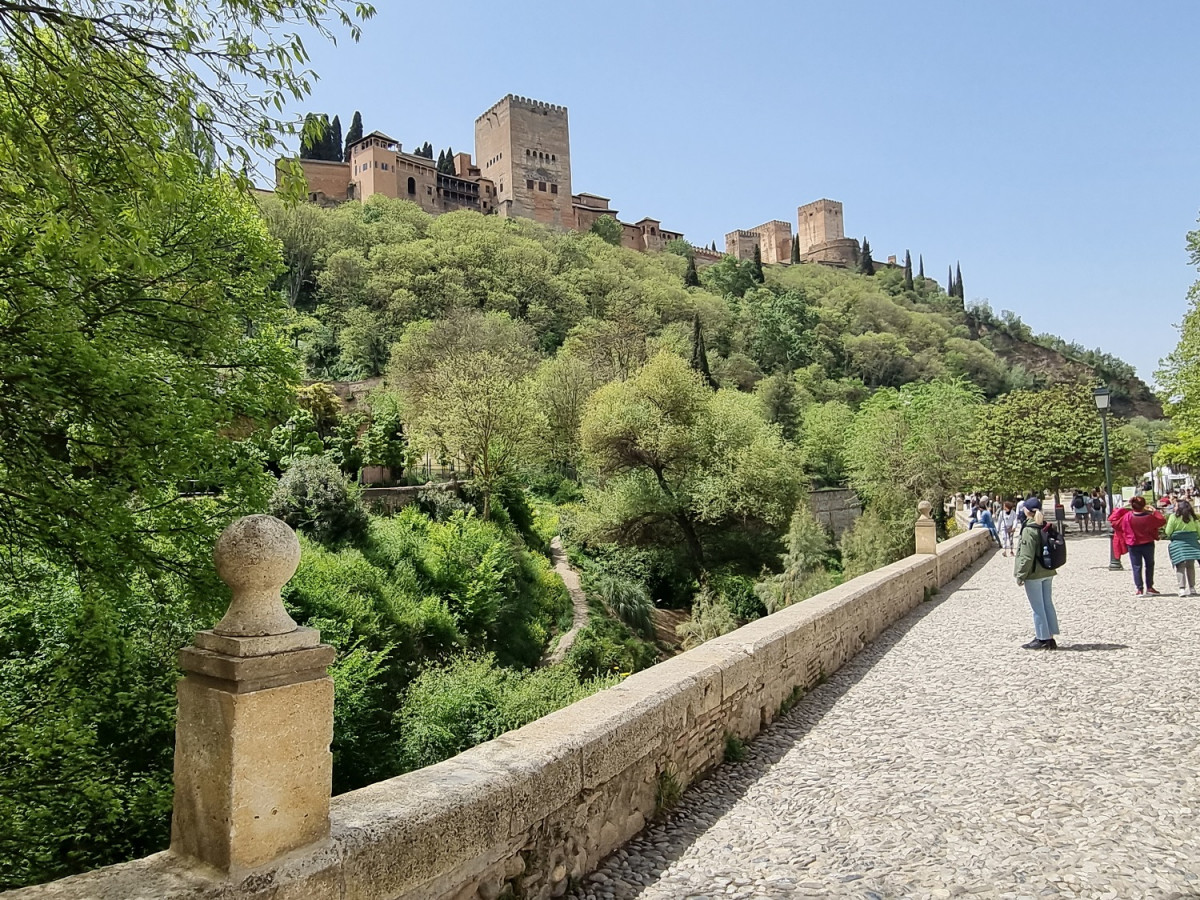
[1023,577,1059,640]
[1129,542,1156,591]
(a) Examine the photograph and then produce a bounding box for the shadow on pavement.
[1056,642,1131,652]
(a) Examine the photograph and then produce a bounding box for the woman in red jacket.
[1110,496,1166,596]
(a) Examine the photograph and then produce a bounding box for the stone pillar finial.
[915,500,937,555]
[213,514,301,637]
[171,515,333,875]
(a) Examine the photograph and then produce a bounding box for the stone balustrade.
[6,509,993,900]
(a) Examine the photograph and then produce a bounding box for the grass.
[723,733,747,764]
[655,768,682,816]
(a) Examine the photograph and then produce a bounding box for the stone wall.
[9,530,992,900]
[809,487,861,538]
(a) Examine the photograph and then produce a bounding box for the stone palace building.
[283,93,860,267]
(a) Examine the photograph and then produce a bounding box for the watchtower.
[797,199,844,254]
[475,94,572,229]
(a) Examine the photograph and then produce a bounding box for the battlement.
[476,93,568,121]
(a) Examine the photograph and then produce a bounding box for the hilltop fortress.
[284,93,861,267]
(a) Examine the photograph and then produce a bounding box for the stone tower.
[796,198,859,267]
[796,199,844,254]
[475,94,572,229]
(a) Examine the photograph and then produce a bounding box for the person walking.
[997,500,1019,557]
[1014,499,1059,650]
[1071,491,1089,533]
[1164,499,1200,597]
[1089,491,1106,533]
[1110,496,1166,596]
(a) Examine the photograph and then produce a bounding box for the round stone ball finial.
[917,500,933,521]
[212,515,301,637]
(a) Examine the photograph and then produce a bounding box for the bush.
[417,485,472,522]
[394,654,617,771]
[710,572,765,621]
[566,614,658,679]
[268,454,369,545]
[590,573,654,637]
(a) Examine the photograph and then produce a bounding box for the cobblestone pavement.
[569,535,1200,900]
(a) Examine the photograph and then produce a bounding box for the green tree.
[754,499,835,612]
[700,255,758,299]
[589,214,623,246]
[751,243,765,282]
[948,264,955,296]
[330,114,344,162]
[740,287,817,373]
[918,254,925,279]
[268,454,370,545]
[690,313,717,389]
[955,262,964,299]
[791,234,801,264]
[260,195,329,307]
[344,109,364,160]
[903,250,914,291]
[299,112,320,159]
[846,380,982,535]
[684,254,701,287]
[1158,222,1200,463]
[0,2,374,178]
[800,401,855,486]
[858,238,875,275]
[968,384,1127,504]
[391,312,543,519]
[533,352,603,475]
[579,353,804,573]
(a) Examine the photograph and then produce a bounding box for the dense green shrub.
[566,613,658,679]
[675,585,739,650]
[710,572,765,621]
[394,654,618,770]
[268,454,369,545]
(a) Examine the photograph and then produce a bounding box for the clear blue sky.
[288,0,1199,385]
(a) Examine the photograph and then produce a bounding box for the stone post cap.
[917,500,933,520]
[212,515,301,637]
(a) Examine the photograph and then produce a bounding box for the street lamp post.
[1093,386,1123,570]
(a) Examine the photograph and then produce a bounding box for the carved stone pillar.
[170,515,333,875]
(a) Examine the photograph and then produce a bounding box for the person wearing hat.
[1014,498,1060,649]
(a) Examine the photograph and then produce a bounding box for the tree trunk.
[652,467,706,573]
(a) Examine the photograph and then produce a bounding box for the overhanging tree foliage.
[0,2,374,180]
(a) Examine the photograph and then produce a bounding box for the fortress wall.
[9,530,993,900]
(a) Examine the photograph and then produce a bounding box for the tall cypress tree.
[903,250,913,291]
[319,114,335,160]
[858,238,875,275]
[711,240,717,252]
[955,262,964,299]
[444,146,457,174]
[684,255,700,288]
[343,110,363,160]
[690,314,717,389]
[299,112,318,159]
[330,115,343,162]
[436,149,445,171]
[948,265,955,296]
[791,234,800,264]
[751,244,765,282]
[918,254,925,279]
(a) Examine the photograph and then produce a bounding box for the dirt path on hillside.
[542,537,589,666]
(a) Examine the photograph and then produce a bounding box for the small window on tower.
[526,179,534,190]
[538,182,546,192]
[550,184,558,194]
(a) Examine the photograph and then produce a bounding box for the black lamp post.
[1093,386,1123,570]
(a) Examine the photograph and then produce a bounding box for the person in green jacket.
[1014,498,1059,650]
[1164,499,1200,596]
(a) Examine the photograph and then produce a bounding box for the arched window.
[407,177,416,195]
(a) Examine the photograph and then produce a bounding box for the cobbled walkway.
[569,535,1200,900]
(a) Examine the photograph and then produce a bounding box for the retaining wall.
[8,530,992,900]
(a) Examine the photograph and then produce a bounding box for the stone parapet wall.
[7,530,992,900]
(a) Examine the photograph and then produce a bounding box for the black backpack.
[1038,523,1067,570]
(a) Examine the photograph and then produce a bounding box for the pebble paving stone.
[567,535,1200,900]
